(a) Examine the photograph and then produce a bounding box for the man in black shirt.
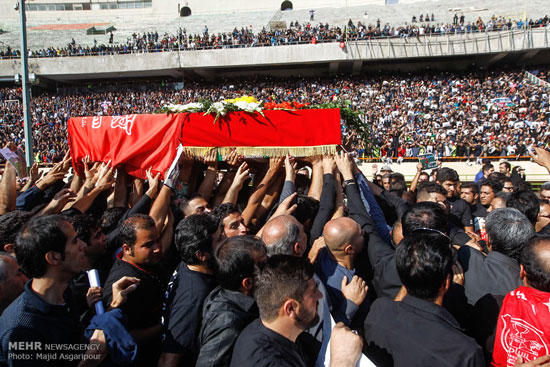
[231,255,322,367]
[158,214,220,367]
[365,230,484,367]
[435,168,473,232]
[103,214,165,367]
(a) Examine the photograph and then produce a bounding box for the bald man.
[315,217,369,330]
[261,215,307,257]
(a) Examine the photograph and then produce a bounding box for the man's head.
[482,163,495,178]
[380,165,392,175]
[64,213,107,267]
[487,192,510,213]
[418,172,430,183]
[537,199,550,232]
[480,179,503,207]
[520,236,550,292]
[0,211,32,255]
[502,177,514,193]
[15,215,87,279]
[261,215,307,257]
[402,202,448,237]
[540,182,550,201]
[499,161,511,176]
[0,252,28,313]
[254,255,321,331]
[396,230,453,302]
[180,193,210,217]
[485,208,534,262]
[460,182,479,205]
[507,190,540,226]
[323,217,364,260]
[436,167,460,198]
[212,203,248,240]
[119,214,161,268]
[381,174,391,191]
[174,214,220,268]
[416,182,448,210]
[214,235,267,295]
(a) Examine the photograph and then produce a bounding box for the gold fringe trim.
[183,145,337,158]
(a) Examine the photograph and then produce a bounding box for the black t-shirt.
[472,203,488,219]
[103,257,166,366]
[230,319,306,367]
[448,196,473,229]
[161,262,215,362]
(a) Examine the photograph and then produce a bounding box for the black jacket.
[365,295,484,367]
[457,246,522,305]
[196,286,258,367]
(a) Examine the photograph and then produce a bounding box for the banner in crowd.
[68,109,341,178]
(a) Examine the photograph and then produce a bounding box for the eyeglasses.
[411,227,451,241]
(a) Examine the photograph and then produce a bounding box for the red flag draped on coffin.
[67,114,183,179]
[67,109,341,178]
[179,108,341,157]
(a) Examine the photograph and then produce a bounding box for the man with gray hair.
[457,208,535,305]
[539,182,550,201]
[261,215,307,257]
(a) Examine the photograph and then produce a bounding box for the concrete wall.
[1,27,548,81]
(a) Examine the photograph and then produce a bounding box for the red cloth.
[179,109,341,148]
[68,109,341,178]
[67,114,183,179]
[493,286,550,367]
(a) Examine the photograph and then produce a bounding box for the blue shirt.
[315,248,369,329]
[0,281,83,366]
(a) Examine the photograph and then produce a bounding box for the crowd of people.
[2,123,550,366]
[1,66,549,164]
[1,14,548,59]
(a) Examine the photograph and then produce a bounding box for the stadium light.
[16,0,34,169]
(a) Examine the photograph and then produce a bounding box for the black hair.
[482,163,494,174]
[402,202,448,237]
[521,236,550,292]
[436,167,459,183]
[211,203,241,230]
[214,235,266,291]
[100,207,127,235]
[0,211,33,248]
[416,182,448,201]
[395,230,453,301]
[179,193,206,216]
[460,182,479,194]
[15,215,68,278]
[119,214,156,251]
[294,195,320,226]
[481,179,503,194]
[253,255,314,322]
[174,214,219,265]
[500,161,511,171]
[507,190,540,225]
[64,213,99,246]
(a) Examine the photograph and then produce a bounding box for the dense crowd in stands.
[1,14,548,59]
[1,67,549,164]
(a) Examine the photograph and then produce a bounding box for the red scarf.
[493,286,550,366]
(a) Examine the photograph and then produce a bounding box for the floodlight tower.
[16,0,34,168]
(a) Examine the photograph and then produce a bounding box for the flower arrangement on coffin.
[160,96,369,143]
[161,96,264,124]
